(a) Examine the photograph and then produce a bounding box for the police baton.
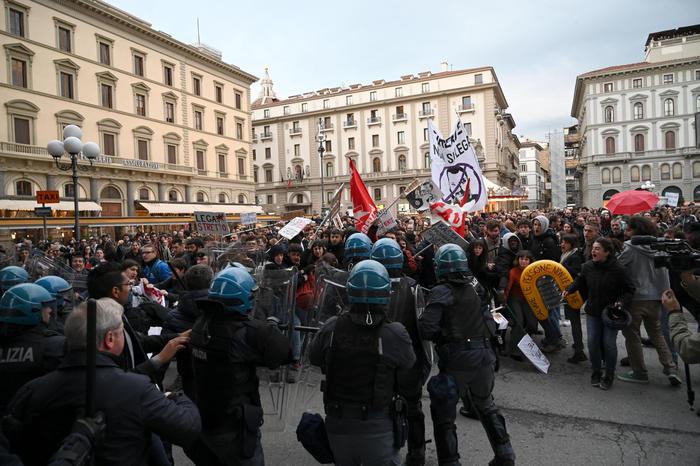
[86,298,97,417]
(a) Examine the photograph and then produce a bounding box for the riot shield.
[212,244,266,275]
[308,263,349,327]
[414,285,434,367]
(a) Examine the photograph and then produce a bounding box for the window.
[265,169,272,182]
[422,102,431,114]
[372,134,379,147]
[601,168,611,184]
[612,167,621,183]
[133,53,144,76]
[238,158,246,176]
[218,153,226,174]
[16,180,32,196]
[163,63,174,86]
[461,96,472,108]
[425,152,431,168]
[672,163,682,179]
[101,84,113,108]
[301,103,308,112]
[642,165,651,181]
[98,40,111,66]
[137,139,149,160]
[370,91,377,101]
[167,144,177,164]
[346,95,353,105]
[633,102,644,120]
[474,74,483,84]
[395,105,405,118]
[521,164,527,172]
[521,176,528,186]
[694,161,700,178]
[634,133,645,152]
[294,144,300,157]
[103,133,116,156]
[373,188,382,201]
[605,137,616,154]
[266,194,273,204]
[345,113,355,126]
[138,188,150,201]
[323,99,330,109]
[397,131,405,144]
[263,109,270,118]
[292,121,300,132]
[631,166,640,182]
[238,194,246,204]
[58,26,72,52]
[395,87,403,97]
[196,192,205,203]
[283,105,290,115]
[165,102,175,123]
[196,150,205,170]
[465,122,472,136]
[632,78,642,88]
[373,157,381,173]
[216,116,224,135]
[296,194,304,204]
[325,140,332,153]
[603,82,613,92]
[348,137,355,150]
[169,190,178,202]
[194,109,203,130]
[696,70,700,81]
[215,84,223,103]
[663,74,674,84]
[236,122,243,139]
[235,92,242,109]
[422,83,429,93]
[58,72,74,99]
[697,95,700,112]
[13,117,30,144]
[664,98,675,116]
[11,58,27,88]
[665,130,676,150]
[423,128,429,141]
[8,7,25,37]
[604,106,614,123]
[398,154,407,170]
[135,93,146,116]
[326,162,334,177]
[64,183,75,198]
[192,75,201,96]
[252,149,256,160]
[265,148,271,159]
[322,116,332,129]
[661,163,671,180]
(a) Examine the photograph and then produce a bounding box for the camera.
[631,236,700,272]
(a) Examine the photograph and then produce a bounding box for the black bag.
[296,412,335,464]
[391,396,408,449]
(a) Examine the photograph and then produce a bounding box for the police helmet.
[35,276,72,309]
[0,265,30,291]
[347,259,391,305]
[602,303,631,330]
[208,266,257,314]
[370,238,404,270]
[0,283,55,326]
[345,233,372,262]
[435,244,469,280]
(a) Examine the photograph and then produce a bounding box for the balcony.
[289,127,302,136]
[252,134,258,143]
[367,116,382,126]
[418,108,434,118]
[320,123,334,132]
[343,119,357,129]
[392,113,408,122]
[457,104,475,113]
[260,132,273,141]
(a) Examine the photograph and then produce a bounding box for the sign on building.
[194,212,229,235]
[36,190,60,204]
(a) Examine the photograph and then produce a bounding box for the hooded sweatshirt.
[617,240,670,301]
[531,215,561,262]
[496,232,522,290]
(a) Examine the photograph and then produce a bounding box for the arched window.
[424,152,431,169]
[612,167,621,183]
[665,131,676,150]
[372,157,381,173]
[294,164,302,180]
[63,183,75,198]
[672,163,682,180]
[296,194,304,204]
[604,106,614,123]
[605,137,616,155]
[15,180,32,196]
[633,102,644,120]
[601,168,611,184]
[218,193,227,204]
[196,192,205,203]
[660,163,671,180]
[325,162,334,177]
[168,190,178,201]
[238,194,246,204]
[398,154,407,171]
[101,186,121,199]
[630,166,640,182]
[641,165,651,181]
[138,188,149,200]
[634,133,645,152]
[664,98,675,116]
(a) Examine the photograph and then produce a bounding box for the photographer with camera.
[662,287,700,364]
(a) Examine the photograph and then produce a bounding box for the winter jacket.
[531,230,561,262]
[142,258,172,284]
[506,266,526,300]
[560,248,583,279]
[163,289,208,334]
[567,256,635,317]
[669,312,700,364]
[617,241,670,301]
[496,232,521,290]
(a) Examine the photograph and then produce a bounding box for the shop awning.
[0,199,102,211]
[137,202,262,215]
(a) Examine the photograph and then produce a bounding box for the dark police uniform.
[187,301,290,466]
[419,276,515,466]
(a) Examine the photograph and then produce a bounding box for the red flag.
[430,200,465,237]
[459,177,471,208]
[349,159,378,234]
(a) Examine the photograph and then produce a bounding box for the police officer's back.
[309,260,416,466]
[187,265,291,466]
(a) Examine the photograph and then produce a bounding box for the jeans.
[548,305,561,328]
[565,305,584,352]
[586,314,619,376]
[621,300,677,375]
[540,316,562,346]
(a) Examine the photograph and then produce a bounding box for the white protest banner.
[420,221,469,251]
[517,334,550,374]
[377,209,398,235]
[332,213,344,230]
[329,183,344,218]
[279,216,312,240]
[194,212,229,235]
[405,179,443,212]
[240,212,257,225]
[429,119,488,212]
[666,192,679,207]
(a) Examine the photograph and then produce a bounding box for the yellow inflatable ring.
[519,260,583,320]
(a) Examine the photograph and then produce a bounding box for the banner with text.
[279,216,313,240]
[194,212,229,235]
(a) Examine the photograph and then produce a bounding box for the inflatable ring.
[520,260,583,320]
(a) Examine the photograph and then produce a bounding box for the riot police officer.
[419,245,515,466]
[343,232,372,270]
[187,265,291,466]
[309,260,416,466]
[371,238,431,466]
[0,266,30,295]
[35,275,74,333]
[0,283,65,414]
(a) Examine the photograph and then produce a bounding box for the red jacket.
[506,266,525,300]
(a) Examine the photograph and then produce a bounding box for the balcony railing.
[419,109,434,118]
[392,113,408,122]
[367,116,382,125]
[320,123,334,131]
[457,104,475,112]
[343,120,357,128]
[260,132,273,141]
[289,127,302,136]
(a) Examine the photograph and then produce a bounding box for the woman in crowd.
[467,238,499,291]
[504,250,537,361]
[559,234,585,364]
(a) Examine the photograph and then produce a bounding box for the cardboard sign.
[517,334,550,374]
[329,183,344,219]
[279,217,312,240]
[282,209,306,221]
[405,180,442,212]
[36,190,59,204]
[194,211,229,235]
[240,212,257,225]
[377,209,398,235]
[332,213,344,230]
[420,221,469,251]
[666,192,679,207]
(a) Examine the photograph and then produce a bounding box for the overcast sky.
[111,0,699,140]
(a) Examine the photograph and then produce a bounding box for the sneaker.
[591,371,602,387]
[600,376,614,391]
[557,337,568,348]
[668,374,682,387]
[567,352,588,364]
[620,357,630,367]
[617,371,649,384]
[561,319,571,327]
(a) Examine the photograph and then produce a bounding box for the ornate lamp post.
[46,125,100,244]
[316,118,326,215]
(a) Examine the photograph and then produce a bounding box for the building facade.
[546,130,567,209]
[251,65,520,215]
[0,0,257,232]
[564,124,583,206]
[519,140,550,209]
[571,25,700,208]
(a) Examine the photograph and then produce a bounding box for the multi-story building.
[546,130,567,208]
[571,24,700,208]
[0,0,258,238]
[519,140,550,209]
[251,64,520,215]
[564,124,583,206]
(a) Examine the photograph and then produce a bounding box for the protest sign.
[279,217,313,240]
[420,221,469,251]
[194,212,229,235]
[240,212,257,225]
[666,192,679,207]
[517,334,550,374]
[377,209,398,235]
[405,179,442,212]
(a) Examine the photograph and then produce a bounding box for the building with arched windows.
[251,65,520,215]
[571,25,700,207]
[0,0,260,240]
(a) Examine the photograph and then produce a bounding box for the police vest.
[190,312,259,431]
[439,281,490,344]
[324,314,396,410]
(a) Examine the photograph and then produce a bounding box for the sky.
[110,0,699,140]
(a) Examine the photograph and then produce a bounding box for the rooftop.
[645,24,700,48]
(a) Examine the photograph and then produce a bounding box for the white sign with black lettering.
[420,221,469,250]
[240,212,257,225]
[377,210,398,235]
[194,212,229,235]
[279,217,312,240]
[517,334,550,374]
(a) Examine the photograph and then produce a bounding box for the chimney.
[440,61,449,72]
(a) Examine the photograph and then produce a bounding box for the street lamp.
[46,125,100,244]
[316,118,326,215]
[640,180,656,192]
